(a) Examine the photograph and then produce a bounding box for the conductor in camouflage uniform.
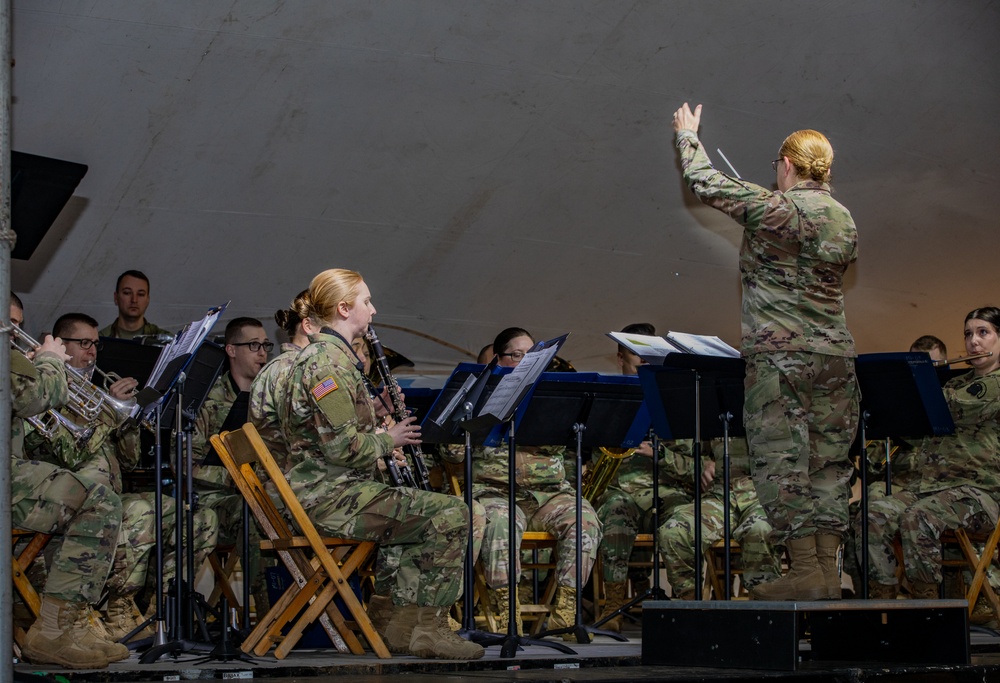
[253,268,482,660]
[9,299,125,669]
[673,103,860,600]
[865,307,1000,599]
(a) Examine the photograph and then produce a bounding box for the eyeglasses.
[771,158,783,172]
[231,341,274,353]
[62,338,103,351]
[499,350,527,362]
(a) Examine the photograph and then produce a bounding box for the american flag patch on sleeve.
[312,376,339,400]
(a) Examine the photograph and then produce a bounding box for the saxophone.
[582,446,635,503]
[365,325,432,491]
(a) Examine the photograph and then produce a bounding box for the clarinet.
[365,324,433,491]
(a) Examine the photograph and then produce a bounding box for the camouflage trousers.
[107,493,218,597]
[476,490,602,589]
[198,488,267,595]
[744,352,860,544]
[373,496,485,598]
[12,459,121,604]
[308,483,469,607]
[596,487,690,584]
[657,476,781,594]
[859,484,999,585]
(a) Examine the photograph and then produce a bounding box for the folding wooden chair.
[11,528,52,656]
[210,425,389,659]
[704,538,747,599]
[940,518,1000,621]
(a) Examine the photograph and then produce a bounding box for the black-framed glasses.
[231,340,274,353]
[62,338,103,351]
[499,350,527,362]
[771,158,783,172]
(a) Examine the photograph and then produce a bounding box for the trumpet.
[932,351,993,367]
[87,364,137,397]
[28,409,95,447]
[11,326,137,430]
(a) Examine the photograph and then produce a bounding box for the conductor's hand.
[108,376,139,400]
[387,415,421,449]
[700,460,716,492]
[37,335,70,362]
[672,102,702,134]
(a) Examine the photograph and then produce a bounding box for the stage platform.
[13,622,1000,683]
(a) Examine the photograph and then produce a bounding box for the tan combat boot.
[751,536,827,601]
[104,594,154,643]
[909,581,940,600]
[21,596,111,669]
[83,606,131,661]
[868,582,899,600]
[491,586,522,635]
[366,594,394,637]
[600,582,628,633]
[408,607,485,660]
[815,534,843,599]
[383,603,420,654]
[547,586,591,642]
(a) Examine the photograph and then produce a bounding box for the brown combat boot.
[21,596,111,669]
[548,586,592,642]
[366,594,394,637]
[83,606,131,661]
[600,582,628,633]
[868,582,899,600]
[751,536,828,601]
[104,594,154,643]
[492,586,522,635]
[909,581,940,600]
[815,534,843,599]
[383,603,420,654]
[408,607,485,660]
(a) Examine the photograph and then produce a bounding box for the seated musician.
[99,270,172,340]
[910,334,948,363]
[657,437,781,599]
[252,268,483,659]
[863,306,1000,599]
[24,313,217,643]
[460,327,602,640]
[9,298,126,669]
[192,316,272,613]
[593,323,699,628]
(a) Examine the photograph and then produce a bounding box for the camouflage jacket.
[11,351,69,461]
[676,129,857,357]
[913,368,1000,496]
[192,371,241,490]
[276,331,393,516]
[249,342,301,458]
[471,443,572,504]
[99,319,172,340]
[703,437,755,500]
[24,413,141,494]
[610,439,697,499]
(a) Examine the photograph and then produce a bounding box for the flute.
[932,351,993,367]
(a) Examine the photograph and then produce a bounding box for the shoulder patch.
[312,376,339,401]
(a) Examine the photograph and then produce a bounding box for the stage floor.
[14,622,1000,683]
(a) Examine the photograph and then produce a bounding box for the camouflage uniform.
[676,129,860,544]
[98,319,172,340]
[250,342,301,457]
[863,368,1000,585]
[259,331,469,607]
[657,439,781,594]
[470,443,602,589]
[11,351,121,604]
[24,414,217,597]
[595,440,696,584]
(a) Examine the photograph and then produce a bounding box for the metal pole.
[0,0,15,678]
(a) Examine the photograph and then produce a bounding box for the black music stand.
[853,352,954,598]
[516,372,646,644]
[423,361,506,645]
[639,355,746,599]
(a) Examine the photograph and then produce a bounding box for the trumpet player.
[24,313,217,645]
[864,306,1000,601]
[10,299,127,669]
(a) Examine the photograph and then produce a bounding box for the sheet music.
[145,302,229,391]
[479,334,567,422]
[608,330,739,364]
[431,373,479,427]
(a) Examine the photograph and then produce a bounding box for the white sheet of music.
[665,331,740,358]
[607,330,739,363]
[480,342,561,422]
[145,302,228,390]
